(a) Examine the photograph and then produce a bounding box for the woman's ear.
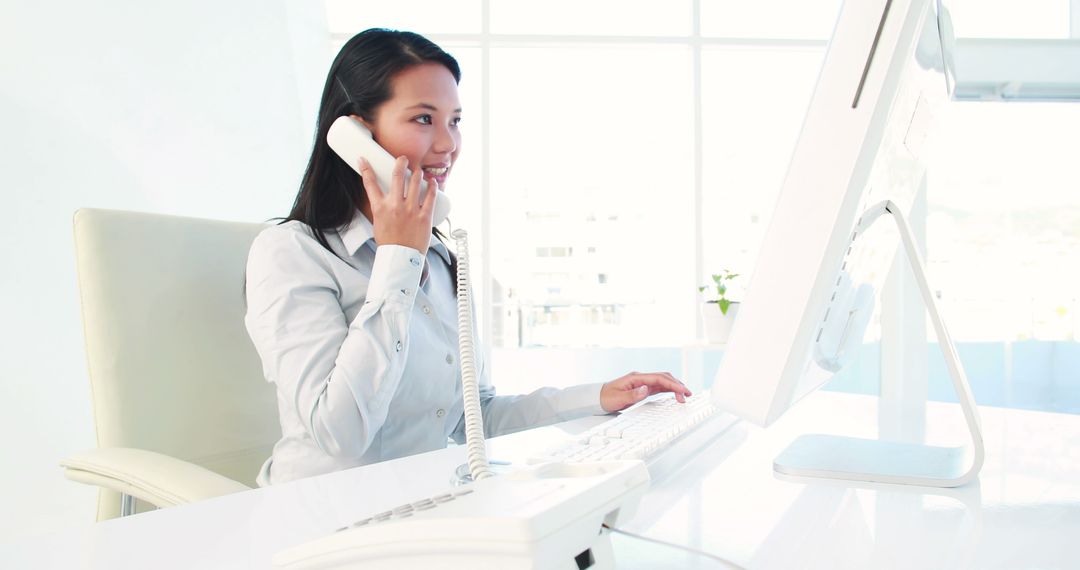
[351,114,376,134]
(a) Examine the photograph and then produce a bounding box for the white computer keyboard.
[527,392,738,478]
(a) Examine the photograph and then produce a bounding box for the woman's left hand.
[599,372,692,413]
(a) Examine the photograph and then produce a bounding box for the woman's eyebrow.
[406,103,463,113]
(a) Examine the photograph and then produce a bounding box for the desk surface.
[5,391,1080,569]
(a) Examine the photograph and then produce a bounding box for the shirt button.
[436,408,446,418]
[445,354,454,365]
[401,288,411,296]
[395,341,403,353]
[422,306,432,315]
[410,257,420,267]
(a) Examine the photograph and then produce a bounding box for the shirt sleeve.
[244,227,423,459]
[450,345,607,444]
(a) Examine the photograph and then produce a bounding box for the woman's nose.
[433,123,457,154]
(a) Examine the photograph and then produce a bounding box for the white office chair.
[61,208,280,520]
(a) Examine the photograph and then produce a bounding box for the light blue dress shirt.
[244,212,605,485]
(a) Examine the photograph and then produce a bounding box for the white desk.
[5,392,1080,569]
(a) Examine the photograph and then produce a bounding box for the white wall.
[0,0,328,539]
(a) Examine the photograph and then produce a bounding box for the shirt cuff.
[558,382,607,416]
[367,244,424,309]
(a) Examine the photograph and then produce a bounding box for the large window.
[324,0,1080,352]
[324,0,837,348]
[927,102,1080,342]
[488,45,696,347]
[947,0,1072,38]
[700,47,823,299]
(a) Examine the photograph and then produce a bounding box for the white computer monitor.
[709,0,983,487]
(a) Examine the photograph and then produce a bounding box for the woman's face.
[362,62,462,190]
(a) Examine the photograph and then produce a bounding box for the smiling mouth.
[422,166,448,176]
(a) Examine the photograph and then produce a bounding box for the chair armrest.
[60,447,251,509]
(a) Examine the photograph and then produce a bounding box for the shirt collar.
[338,210,452,267]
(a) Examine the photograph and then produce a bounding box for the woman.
[244,28,690,485]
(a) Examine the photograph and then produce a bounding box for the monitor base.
[773,200,984,488]
[775,433,976,487]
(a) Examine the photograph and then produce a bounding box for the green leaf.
[718,299,731,315]
[717,284,727,295]
[712,274,723,284]
[698,286,706,293]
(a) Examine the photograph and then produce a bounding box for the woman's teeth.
[423,167,448,176]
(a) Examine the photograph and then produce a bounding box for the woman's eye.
[414,114,432,125]
[450,117,462,126]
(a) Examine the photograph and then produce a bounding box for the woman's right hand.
[358,155,438,254]
[599,372,692,413]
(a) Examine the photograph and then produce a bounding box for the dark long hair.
[285,29,461,253]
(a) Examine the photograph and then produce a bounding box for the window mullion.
[480,0,494,348]
[1072,0,1080,38]
[692,0,705,342]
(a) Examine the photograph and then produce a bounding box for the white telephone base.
[273,460,650,570]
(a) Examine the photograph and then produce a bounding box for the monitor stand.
[774,200,984,488]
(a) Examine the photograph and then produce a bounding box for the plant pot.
[701,301,739,344]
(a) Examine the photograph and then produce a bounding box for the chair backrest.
[73,208,279,519]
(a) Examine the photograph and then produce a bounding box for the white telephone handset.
[326,115,452,226]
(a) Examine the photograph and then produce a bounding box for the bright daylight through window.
[323,0,1080,379]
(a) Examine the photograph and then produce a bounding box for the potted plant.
[699,270,740,344]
